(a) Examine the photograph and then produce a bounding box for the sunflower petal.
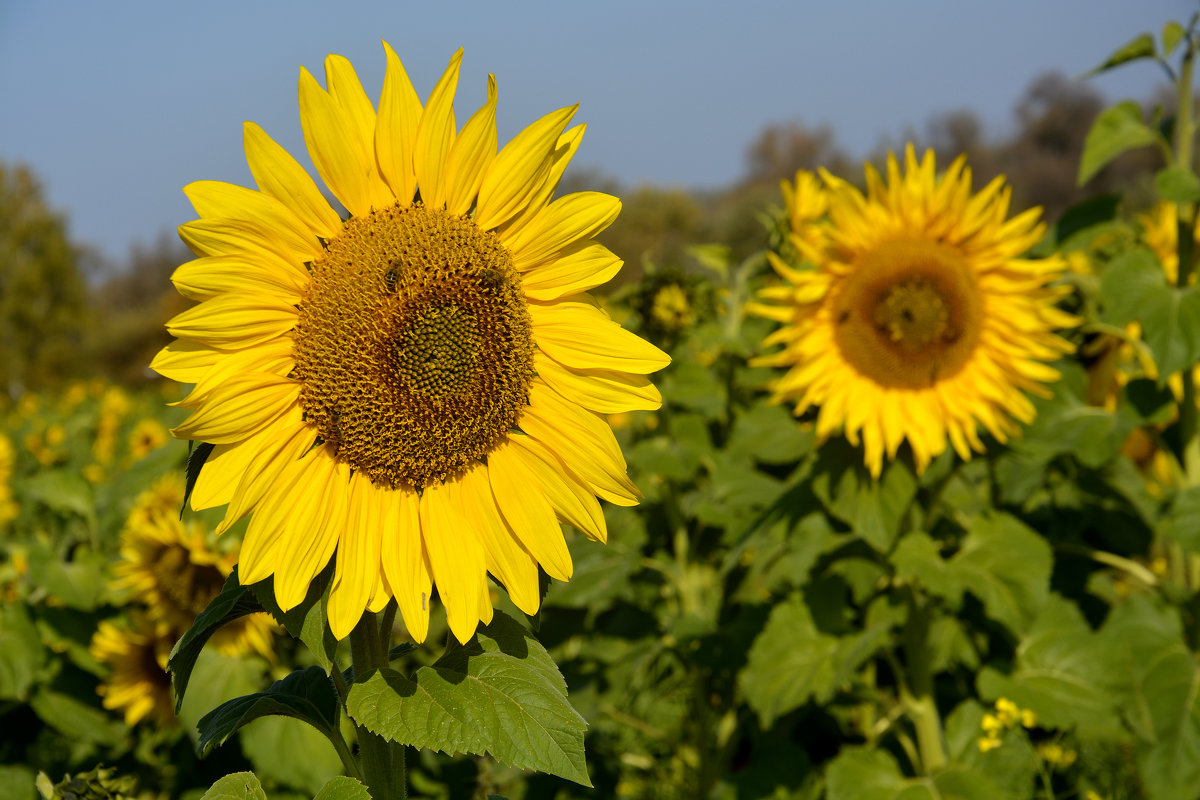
[171,372,299,445]
[413,49,462,209]
[420,482,485,644]
[299,66,372,217]
[531,301,671,374]
[243,121,343,239]
[474,105,577,231]
[380,489,431,643]
[375,41,423,205]
[444,74,497,216]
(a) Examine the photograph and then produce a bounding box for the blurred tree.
[596,186,705,285]
[0,162,89,399]
[743,120,850,185]
[88,232,192,385]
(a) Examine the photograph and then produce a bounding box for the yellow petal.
[150,339,220,384]
[183,181,322,262]
[299,66,371,216]
[190,402,302,510]
[413,49,462,209]
[520,242,622,301]
[171,372,300,445]
[520,381,640,506]
[324,54,394,211]
[475,105,577,231]
[488,444,572,581]
[508,192,621,270]
[375,41,423,205]
[507,435,607,542]
[457,466,541,614]
[380,489,431,643]
[175,335,294,409]
[239,445,328,584]
[243,121,343,239]
[218,414,317,534]
[531,301,670,374]
[171,255,306,302]
[499,124,586,239]
[272,455,348,610]
[328,473,384,639]
[420,481,485,644]
[444,74,497,216]
[535,350,661,414]
[178,218,309,280]
[165,293,297,350]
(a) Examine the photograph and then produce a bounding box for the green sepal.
[195,666,340,757]
[346,610,590,787]
[182,442,215,517]
[168,569,264,712]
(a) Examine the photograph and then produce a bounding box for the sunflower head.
[89,614,176,728]
[750,145,1078,476]
[153,46,668,644]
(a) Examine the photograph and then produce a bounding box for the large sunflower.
[152,45,668,644]
[750,146,1077,477]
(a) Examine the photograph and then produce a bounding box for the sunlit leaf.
[1078,101,1161,185]
[1091,32,1156,74]
[948,513,1050,635]
[199,772,266,800]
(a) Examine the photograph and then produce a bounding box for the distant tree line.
[0,71,1173,396]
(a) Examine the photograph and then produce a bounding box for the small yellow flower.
[82,464,105,484]
[650,284,694,331]
[127,418,169,462]
[980,713,1002,733]
[1020,708,1037,728]
[994,697,1020,726]
[1037,741,1077,769]
[977,734,1002,753]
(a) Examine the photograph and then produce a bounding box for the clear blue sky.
[0,0,1191,264]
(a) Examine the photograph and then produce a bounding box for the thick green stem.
[349,611,407,800]
[902,591,946,775]
[1174,32,1199,477]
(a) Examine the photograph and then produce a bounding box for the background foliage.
[3,19,1200,800]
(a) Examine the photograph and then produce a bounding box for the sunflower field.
[4,16,1200,800]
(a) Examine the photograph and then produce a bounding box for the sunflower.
[90,613,176,728]
[152,45,668,644]
[127,418,169,462]
[0,434,16,528]
[750,145,1077,476]
[115,494,275,659]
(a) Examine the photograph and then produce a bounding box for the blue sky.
[0,0,1191,263]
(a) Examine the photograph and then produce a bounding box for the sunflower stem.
[350,611,407,800]
[901,588,946,775]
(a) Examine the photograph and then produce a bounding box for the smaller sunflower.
[116,486,275,658]
[127,418,169,462]
[751,145,1078,476]
[90,614,176,728]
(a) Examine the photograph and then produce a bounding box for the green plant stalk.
[350,611,407,800]
[902,590,946,775]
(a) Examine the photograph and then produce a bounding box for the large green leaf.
[196,666,340,755]
[1156,165,1200,204]
[0,765,35,800]
[239,704,345,795]
[23,469,95,526]
[948,513,1050,636]
[1078,101,1162,185]
[346,611,590,786]
[739,593,837,726]
[975,594,1121,730]
[725,401,814,465]
[891,532,962,602]
[0,603,46,700]
[199,772,267,800]
[1164,484,1200,554]
[30,687,127,746]
[177,649,266,746]
[24,542,106,611]
[313,776,372,800]
[1103,594,1200,800]
[1101,246,1200,379]
[813,454,917,553]
[825,747,1006,800]
[169,570,266,711]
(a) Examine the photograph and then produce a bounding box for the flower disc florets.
[293,204,534,489]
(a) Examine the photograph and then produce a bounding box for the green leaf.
[1156,165,1200,204]
[240,714,344,795]
[975,594,1121,729]
[23,469,95,527]
[346,610,590,786]
[813,454,917,553]
[0,765,35,800]
[944,700,1036,800]
[1102,247,1200,379]
[948,513,1051,635]
[1163,21,1186,57]
[892,532,962,602]
[725,401,814,465]
[313,776,372,800]
[826,747,1007,800]
[197,666,340,755]
[1078,101,1161,185]
[0,603,46,700]
[169,570,265,711]
[178,649,266,745]
[30,688,126,746]
[24,542,106,611]
[1092,32,1157,73]
[739,593,837,726]
[1103,594,1200,800]
[199,772,267,800]
[1166,484,1200,554]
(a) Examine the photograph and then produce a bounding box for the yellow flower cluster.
[0,434,17,528]
[91,386,131,472]
[978,697,1037,752]
[1037,740,1078,769]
